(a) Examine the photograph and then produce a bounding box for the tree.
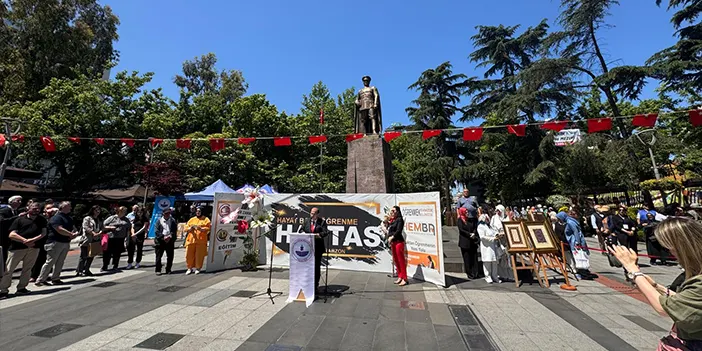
[406,62,468,212]
[4,72,170,193]
[547,0,650,136]
[649,0,702,104]
[135,161,186,195]
[0,0,119,103]
[171,53,248,137]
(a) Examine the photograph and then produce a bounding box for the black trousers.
[616,233,638,278]
[77,246,94,274]
[31,245,47,279]
[102,237,124,269]
[127,238,144,264]
[155,241,175,273]
[314,237,325,289]
[460,246,480,279]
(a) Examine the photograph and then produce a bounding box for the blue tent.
[184,179,236,201]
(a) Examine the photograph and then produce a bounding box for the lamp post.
[0,118,23,186]
[633,129,661,180]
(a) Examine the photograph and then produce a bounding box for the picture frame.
[523,221,559,252]
[503,221,530,252]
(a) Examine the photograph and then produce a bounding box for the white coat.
[477,222,498,262]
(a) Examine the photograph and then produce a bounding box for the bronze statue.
[353,76,382,134]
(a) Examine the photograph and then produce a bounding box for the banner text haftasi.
[270,195,387,266]
[263,193,446,286]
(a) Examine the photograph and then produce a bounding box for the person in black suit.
[301,207,328,292]
[0,196,24,265]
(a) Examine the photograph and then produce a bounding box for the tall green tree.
[406,62,468,212]
[6,72,170,193]
[0,0,119,104]
[649,0,702,104]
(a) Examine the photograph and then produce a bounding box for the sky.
[104,0,677,128]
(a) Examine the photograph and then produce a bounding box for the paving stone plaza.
[0,235,680,351]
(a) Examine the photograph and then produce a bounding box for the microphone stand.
[249,223,286,304]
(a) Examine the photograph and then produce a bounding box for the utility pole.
[142,142,157,208]
[0,118,22,186]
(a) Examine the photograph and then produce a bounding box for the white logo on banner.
[286,234,315,307]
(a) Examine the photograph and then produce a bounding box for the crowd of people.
[455,188,702,349]
[0,196,213,299]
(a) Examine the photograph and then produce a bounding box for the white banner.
[262,193,445,286]
[554,128,582,146]
[396,192,445,286]
[286,233,316,307]
[206,192,246,272]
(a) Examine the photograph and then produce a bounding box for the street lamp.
[633,129,661,180]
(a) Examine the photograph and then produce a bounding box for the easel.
[509,248,542,287]
[534,251,575,290]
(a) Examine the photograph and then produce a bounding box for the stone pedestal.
[346,136,394,193]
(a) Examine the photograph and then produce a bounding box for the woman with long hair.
[611,217,702,349]
[387,206,407,286]
[77,205,102,276]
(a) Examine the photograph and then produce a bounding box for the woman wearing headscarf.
[477,213,500,283]
[387,206,407,286]
[457,207,481,279]
[556,211,595,280]
[185,207,211,275]
[490,205,513,281]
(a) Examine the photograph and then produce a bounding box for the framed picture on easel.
[503,221,530,251]
[523,221,559,253]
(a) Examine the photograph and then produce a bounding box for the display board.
[147,196,175,239]
[206,192,246,272]
[262,192,445,286]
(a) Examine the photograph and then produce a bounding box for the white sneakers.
[194,269,200,275]
[185,268,202,275]
[185,269,192,275]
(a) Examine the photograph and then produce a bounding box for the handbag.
[657,325,699,351]
[574,249,590,270]
[100,233,108,251]
[88,241,103,257]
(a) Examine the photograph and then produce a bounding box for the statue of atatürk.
[353,76,382,134]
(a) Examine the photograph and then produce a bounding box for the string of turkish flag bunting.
[15,110,702,153]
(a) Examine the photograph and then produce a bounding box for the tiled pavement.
[0,236,683,351]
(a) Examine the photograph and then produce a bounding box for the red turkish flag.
[320,108,324,125]
[121,138,135,147]
[68,137,81,144]
[689,110,702,127]
[462,127,483,141]
[11,134,24,142]
[41,136,56,152]
[507,124,526,137]
[0,134,5,147]
[273,137,291,147]
[151,138,163,147]
[210,138,225,152]
[632,113,658,128]
[587,118,612,133]
[541,121,568,132]
[176,139,191,149]
[345,133,364,142]
[238,137,256,145]
[384,131,402,143]
[422,130,442,140]
[309,135,327,144]
[94,138,105,145]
